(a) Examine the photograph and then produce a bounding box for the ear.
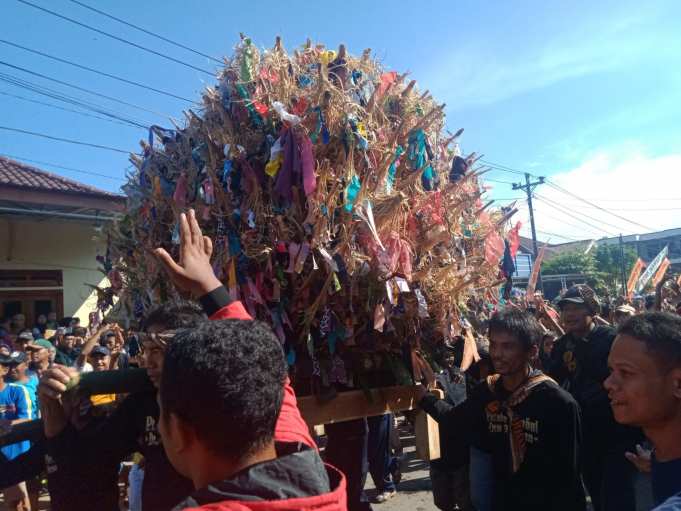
[528,344,539,361]
[166,412,195,455]
[670,368,681,400]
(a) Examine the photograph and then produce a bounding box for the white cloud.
[509,151,681,243]
[424,11,669,109]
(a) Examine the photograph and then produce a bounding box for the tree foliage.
[542,243,637,297]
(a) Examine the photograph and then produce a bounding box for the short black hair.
[488,309,543,351]
[617,312,681,371]
[71,326,88,337]
[140,299,206,332]
[160,319,287,460]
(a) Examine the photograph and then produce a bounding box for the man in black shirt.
[604,313,681,509]
[420,309,585,511]
[549,285,640,511]
[37,209,249,511]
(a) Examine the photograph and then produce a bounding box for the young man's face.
[61,336,76,350]
[15,340,29,353]
[9,362,27,380]
[89,354,110,372]
[0,364,9,379]
[37,315,47,325]
[542,337,555,356]
[605,334,681,428]
[489,329,534,376]
[560,303,592,334]
[141,324,167,388]
[104,336,116,352]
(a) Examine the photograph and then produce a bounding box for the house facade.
[0,156,124,327]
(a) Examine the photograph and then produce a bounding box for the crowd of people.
[0,210,679,511]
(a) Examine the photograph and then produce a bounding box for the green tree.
[541,243,636,297]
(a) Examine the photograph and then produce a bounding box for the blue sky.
[2,0,680,241]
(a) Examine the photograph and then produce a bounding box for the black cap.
[7,351,27,365]
[90,345,110,357]
[558,285,600,315]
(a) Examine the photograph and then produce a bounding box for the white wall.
[0,216,108,326]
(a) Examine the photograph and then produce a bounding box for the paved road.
[364,420,439,511]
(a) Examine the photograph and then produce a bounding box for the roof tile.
[0,156,119,198]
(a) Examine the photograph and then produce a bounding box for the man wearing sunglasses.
[36,209,287,511]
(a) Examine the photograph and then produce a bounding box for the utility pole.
[513,173,545,292]
[619,234,627,297]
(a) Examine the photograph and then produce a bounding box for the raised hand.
[153,209,222,297]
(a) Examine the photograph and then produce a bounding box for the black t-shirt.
[652,456,681,506]
[48,391,194,511]
[421,373,586,511]
[548,325,641,450]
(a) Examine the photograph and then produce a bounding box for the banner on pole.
[652,257,671,287]
[626,258,645,299]
[637,245,668,293]
[526,243,547,297]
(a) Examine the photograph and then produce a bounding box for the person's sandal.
[375,490,397,503]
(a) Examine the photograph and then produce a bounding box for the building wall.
[0,216,107,326]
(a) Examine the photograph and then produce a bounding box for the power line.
[0,153,125,182]
[535,229,580,242]
[15,0,215,76]
[0,89,143,130]
[0,60,169,118]
[0,71,152,128]
[479,157,656,231]
[525,201,609,239]
[534,195,619,237]
[67,0,223,65]
[545,180,655,232]
[0,126,130,154]
[484,177,516,185]
[480,159,527,175]
[0,39,197,103]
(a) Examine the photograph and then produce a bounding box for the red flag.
[526,244,547,297]
[508,221,522,258]
[485,230,505,265]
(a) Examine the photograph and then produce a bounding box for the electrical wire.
[67,0,223,64]
[544,181,655,232]
[525,200,608,240]
[480,158,656,231]
[0,153,125,182]
[0,39,197,103]
[0,126,130,154]
[0,60,169,118]
[534,195,620,237]
[535,229,580,242]
[0,71,152,128]
[15,0,215,76]
[479,159,527,175]
[0,90,144,130]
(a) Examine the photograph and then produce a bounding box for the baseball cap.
[558,285,600,315]
[26,338,54,351]
[5,351,28,365]
[90,345,110,357]
[16,331,34,342]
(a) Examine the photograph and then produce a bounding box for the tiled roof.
[0,156,120,198]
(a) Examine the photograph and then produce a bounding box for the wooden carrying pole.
[297,385,444,461]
